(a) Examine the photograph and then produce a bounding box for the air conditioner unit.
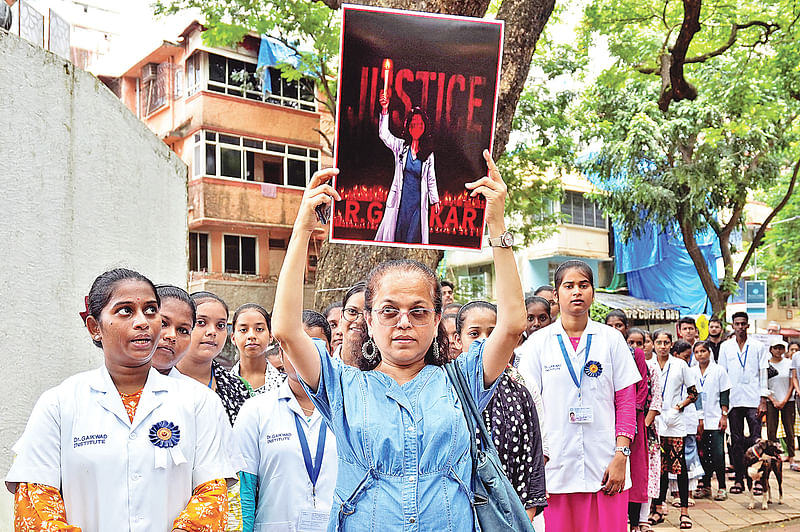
[142,63,159,82]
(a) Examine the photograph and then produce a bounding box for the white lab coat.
[718,336,769,408]
[234,379,337,531]
[374,112,439,244]
[6,366,238,532]
[517,318,641,493]
[655,356,696,438]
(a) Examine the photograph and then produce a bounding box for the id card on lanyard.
[737,345,750,384]
[557,334,594,424]
[293,413,329,531]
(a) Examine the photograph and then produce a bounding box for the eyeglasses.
[372,307,436,326]
[342,307,364,322]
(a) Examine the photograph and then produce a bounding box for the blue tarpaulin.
[257,36,302,94]
[614,222,721,316]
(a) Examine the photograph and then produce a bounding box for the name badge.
[297,510,329,532]
[699,391,707,403]
[569,406,593,424]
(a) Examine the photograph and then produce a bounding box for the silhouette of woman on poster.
[374,91,440,244]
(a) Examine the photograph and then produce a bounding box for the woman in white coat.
[518,260,641,531]
[6,268,238,531]
[374,91,440,244]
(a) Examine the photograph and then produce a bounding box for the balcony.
[188,177,304,229]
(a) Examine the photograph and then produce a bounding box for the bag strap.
[445,361,497,454]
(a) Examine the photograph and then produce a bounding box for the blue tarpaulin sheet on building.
[257,36,302,94]
[614,223,721,316]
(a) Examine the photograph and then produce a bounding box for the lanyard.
[293,412,327,505]
[207,366,215,389]
[661,361,671,400]
[698,373,707,389]
[737,345,749,370]
[556,334,592,400]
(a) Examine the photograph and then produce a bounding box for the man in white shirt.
[718,311,769,493]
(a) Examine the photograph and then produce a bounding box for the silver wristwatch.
[487,231,514,248]
[615,446,631,457]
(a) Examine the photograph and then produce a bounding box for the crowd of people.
[7,155,800,532]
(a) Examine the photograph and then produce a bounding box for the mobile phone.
[315,203,331,225]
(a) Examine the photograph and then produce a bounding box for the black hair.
[708,316,723,326]
[671,340,692,356]
[693,340,712,353]
[343,281,367,309]
[652,328,673,343]
[525,295,551,309]
[790,340,800,349]
[190,291,229,316]
[678,317,698,329]
[323,301,342,319]
[88,268,160,348]
[442,312,458,323]
[553,260,594,290]
[455,300,497,335]
[232,303,271,332]
[357,259,449,370]
[155,284,196,327]
[441,279,455,291]
[534,285,555,296]
[628,328,646,340]
[402,106,434,161]
[444,302,463,314]
[732,311,749,322]
[302,309,332,344]
[605,309,629,327]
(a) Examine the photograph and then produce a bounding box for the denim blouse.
[300,338,499,532]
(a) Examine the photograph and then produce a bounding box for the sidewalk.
[655,468,800,531]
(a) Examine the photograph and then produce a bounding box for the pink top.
[569,336,581,350]
[614,384,636,440]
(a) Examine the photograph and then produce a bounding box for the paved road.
[654,467,800,531]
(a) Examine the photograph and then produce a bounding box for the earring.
[362,337,379,362]
[431,339,440,360]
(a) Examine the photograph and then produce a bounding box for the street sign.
[745,280,767,320]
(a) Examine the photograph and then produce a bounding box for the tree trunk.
[313,243,443,309]
[312,0,555,307]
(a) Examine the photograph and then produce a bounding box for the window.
[193,130,319,187]
[189,232,209,271]
[174,67,183,98]
[204,52,316,111]
[223,235,257,275]
[186,52,201,97]
[561,191,606,229]
[141,62,168,115]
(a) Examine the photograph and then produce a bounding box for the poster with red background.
[330,5,503,251]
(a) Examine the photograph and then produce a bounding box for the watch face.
[501,232,514,247]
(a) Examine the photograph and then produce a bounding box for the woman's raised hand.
[294,168,341,234]
[379,91,389,113]
[465,150,508,234]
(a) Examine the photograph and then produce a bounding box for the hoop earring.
[362,337,379,362]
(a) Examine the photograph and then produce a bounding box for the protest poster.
[329,4,503,251]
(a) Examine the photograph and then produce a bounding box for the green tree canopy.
[550,0,800,315]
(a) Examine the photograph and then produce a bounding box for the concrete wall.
[0,31,187,529]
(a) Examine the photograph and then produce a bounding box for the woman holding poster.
[374,91,441,244]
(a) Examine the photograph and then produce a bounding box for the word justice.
[357,65,488,133]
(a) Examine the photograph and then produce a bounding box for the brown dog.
[743,439,783,510]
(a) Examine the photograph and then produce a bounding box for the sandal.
[730,483,744,494]
[680,514,693,529]
[753,485,763,496]
[639,524,653,532]
[791,464,800,472]
[714,488,728,501]
[648,511,664,525]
